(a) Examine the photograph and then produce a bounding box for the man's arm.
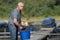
[13,18,22,29]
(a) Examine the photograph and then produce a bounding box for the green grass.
[0,16,60,22]
[21,16,60,22]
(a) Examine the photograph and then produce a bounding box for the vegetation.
[0,0,60,20]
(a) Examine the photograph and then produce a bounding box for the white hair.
[18,2,24,6]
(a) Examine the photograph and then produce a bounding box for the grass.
[22,16,60,22]
[0,16,60,22]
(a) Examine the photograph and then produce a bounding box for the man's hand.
[19,25,26,30]
[13,18,23,29]
[19,26,23,30]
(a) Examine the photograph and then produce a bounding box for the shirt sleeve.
[11,9,18,19]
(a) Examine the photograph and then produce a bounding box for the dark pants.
[8,24,18,40]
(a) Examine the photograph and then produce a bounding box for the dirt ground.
[0,38,20,40]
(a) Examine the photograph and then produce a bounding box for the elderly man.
[8,2,24,40]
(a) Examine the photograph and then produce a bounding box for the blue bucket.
[20,30,30,40]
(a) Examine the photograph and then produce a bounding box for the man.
[8,2,24,40]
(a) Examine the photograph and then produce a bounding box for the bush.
[0,0,60,19]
